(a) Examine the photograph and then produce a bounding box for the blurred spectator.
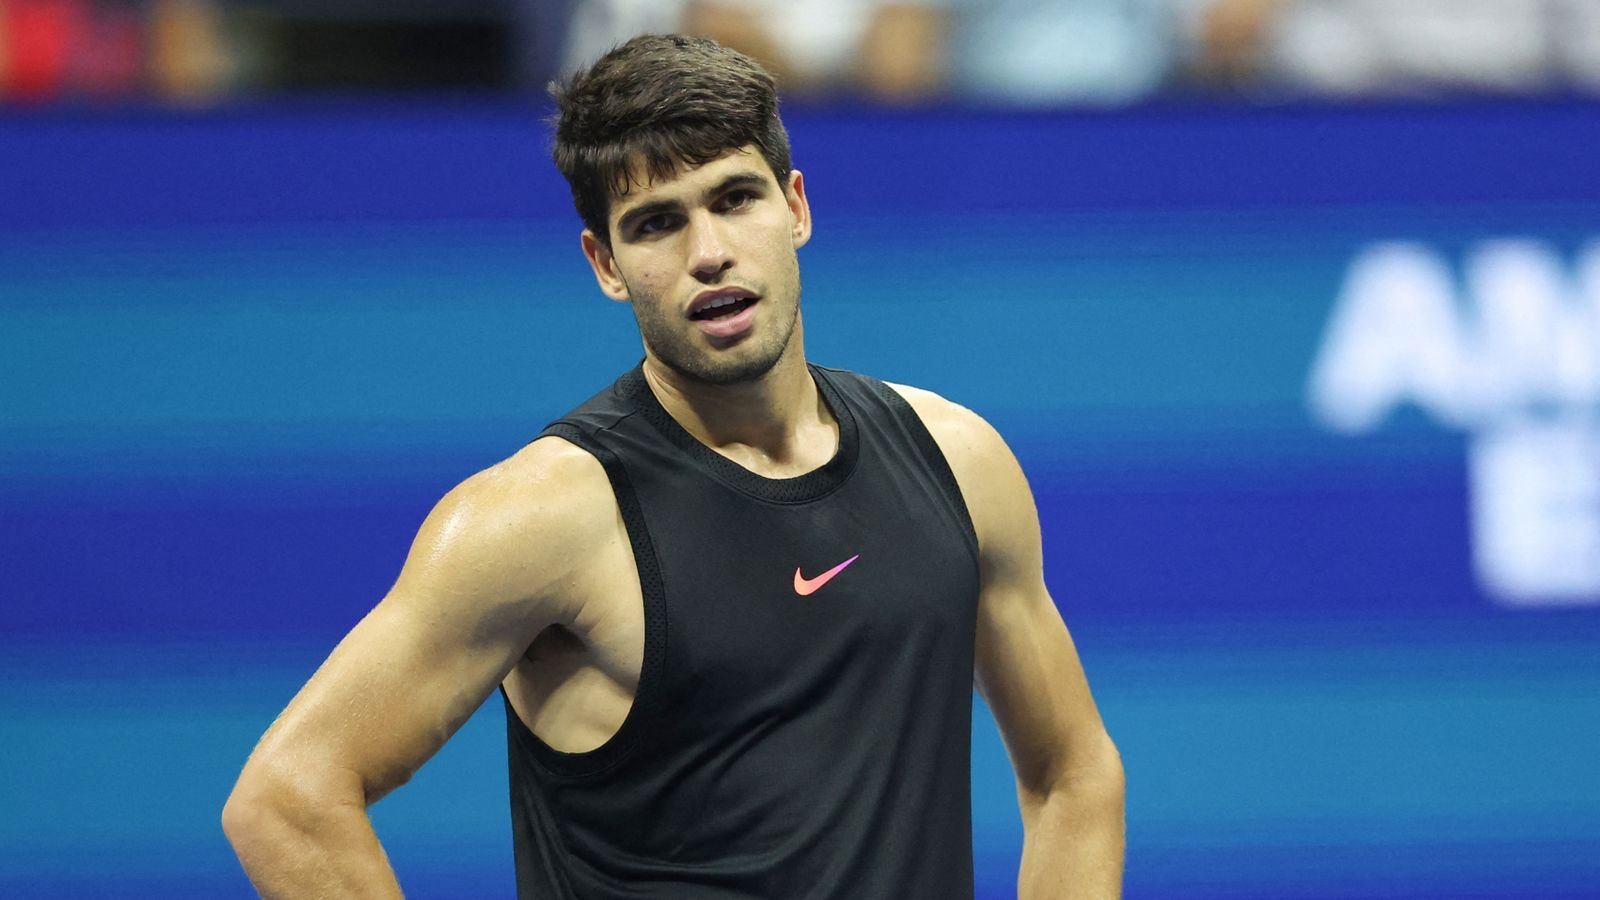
[679,0,949,102]
[0,0,230,103]
[1187,0,1600,97]
[2,0,104,100]
[9,0,1600,107]
[148,0,230,101]
[951,0,1176,105]
[559,0,686,76]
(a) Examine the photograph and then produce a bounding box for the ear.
[580,229,630,302]
[785,170,813,250]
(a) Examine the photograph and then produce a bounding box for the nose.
[686,210,734,281]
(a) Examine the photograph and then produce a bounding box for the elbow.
[1080,732,1125,830]
[1078,728,1125,804]
[222,792,260,853]
[222,754,338,854]
[222,747,378,847]
[222,765,288,853]
[1095,730,1124,792]
[1020,727,1124,814]
[1099,736,1126,817]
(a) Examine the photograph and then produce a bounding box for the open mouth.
[690,296,758,321]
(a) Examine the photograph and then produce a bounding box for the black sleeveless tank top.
[504,364,980,899]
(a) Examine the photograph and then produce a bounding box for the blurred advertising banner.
[1311,239,1600,606]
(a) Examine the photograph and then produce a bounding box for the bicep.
[249,584,535,805]
[973,447,1109,794]
[898,387,1110,797]
[242,449,593,803]
[976,577,1109,801]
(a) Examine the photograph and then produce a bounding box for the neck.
[640,335,837,477]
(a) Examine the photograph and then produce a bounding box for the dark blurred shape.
[509,0,575,88]
[259,9,511,91]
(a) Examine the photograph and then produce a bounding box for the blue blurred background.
[5,3,1600,899]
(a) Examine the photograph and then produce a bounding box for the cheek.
[629,273,670,306]
[638,266,671,289]
[767,237,802,279]
[621,252,674,291]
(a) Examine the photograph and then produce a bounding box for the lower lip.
[693,300,759,340]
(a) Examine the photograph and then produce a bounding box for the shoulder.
[438,436,614,540]
[463,434,613,505]
[396,436,620,621]
[883,381,1037,562]
[882,381,1014,477]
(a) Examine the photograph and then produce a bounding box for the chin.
[658,335,787,385]
[680,351,782,386]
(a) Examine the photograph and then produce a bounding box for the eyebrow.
[614,170,772,237]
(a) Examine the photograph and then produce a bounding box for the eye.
[636,213,679,238]
[721,189,758,211]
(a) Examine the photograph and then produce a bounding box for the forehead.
[609,146,774,217]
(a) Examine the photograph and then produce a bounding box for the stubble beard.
[629,274,802,387]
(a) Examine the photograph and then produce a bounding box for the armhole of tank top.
[500,420,669,782]
[865,378,983,567]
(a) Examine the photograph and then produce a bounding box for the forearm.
[223,783,403,899]
[1017,742,1125,900]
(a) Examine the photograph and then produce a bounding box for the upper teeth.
[704,296,742,311]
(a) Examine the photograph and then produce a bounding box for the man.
[222,34,1124,899]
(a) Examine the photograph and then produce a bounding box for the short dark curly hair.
[550,34,793,243]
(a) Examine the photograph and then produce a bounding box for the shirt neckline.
[620,363,860,505]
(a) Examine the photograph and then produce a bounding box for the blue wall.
[3,98,1599,898]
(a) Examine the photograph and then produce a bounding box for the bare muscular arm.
[893,384,1125,899]
[221,438,614,898]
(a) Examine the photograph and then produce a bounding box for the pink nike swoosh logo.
[793,554,860,596]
